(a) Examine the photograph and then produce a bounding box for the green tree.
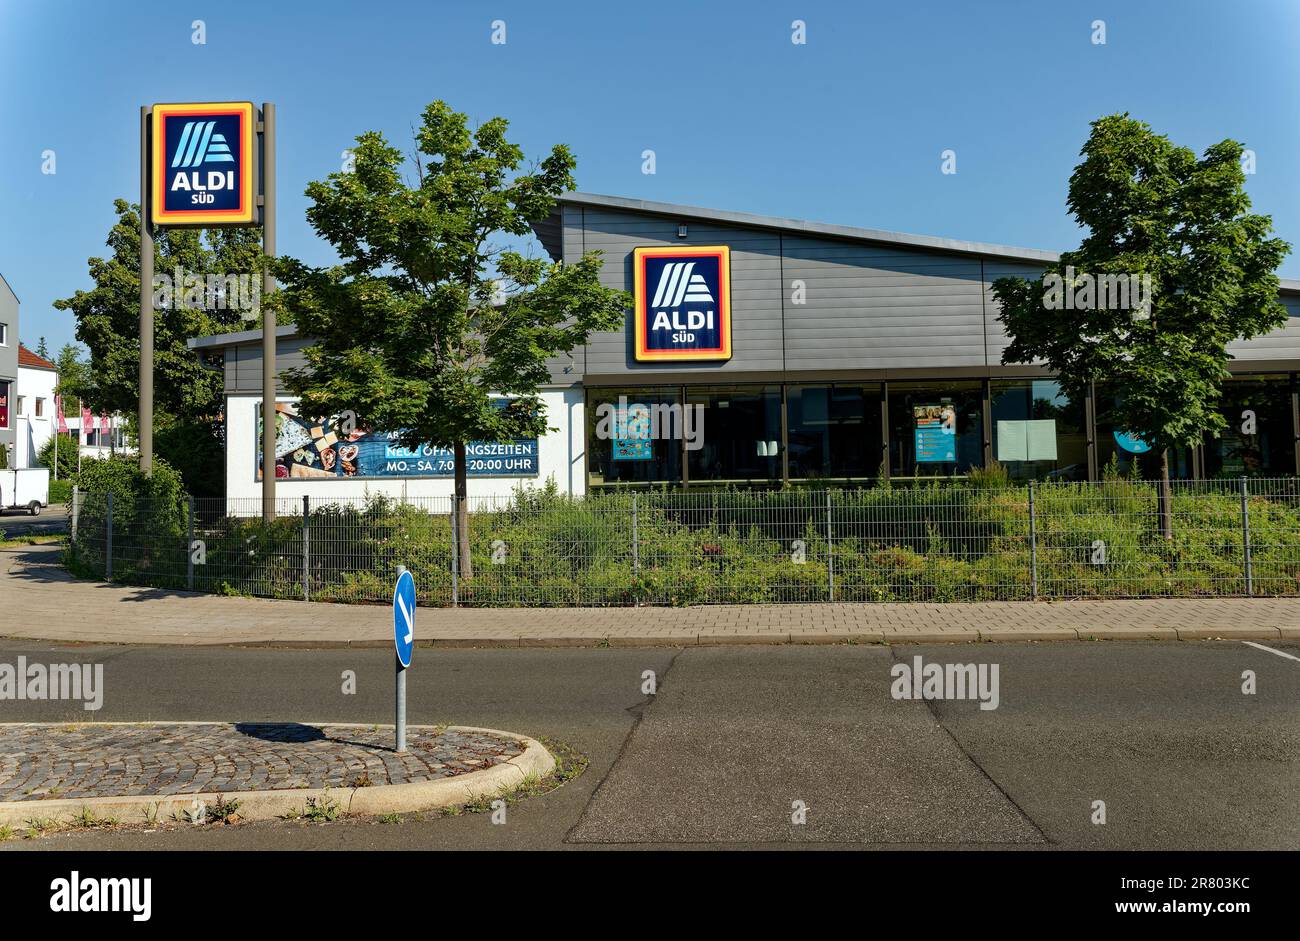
[275,100,628,577]
[993,114,1290,537]
[53,343,92,402]
[53,200,263,495]
[36,337,48,359]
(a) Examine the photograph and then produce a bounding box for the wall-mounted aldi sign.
[634,245,732,362]
[151,101,255,227]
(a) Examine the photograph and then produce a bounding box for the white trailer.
[0,468,50,515]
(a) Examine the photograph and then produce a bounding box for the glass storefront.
[586,386,683,487]
[989,379,1088,481]
[587,375,1299,489]
[1203,374,1296,478]
[786,384,884,481]
[685,385,782,485]
[887,381,983,478]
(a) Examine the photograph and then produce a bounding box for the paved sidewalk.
[5,545,1298,646]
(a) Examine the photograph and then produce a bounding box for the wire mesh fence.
[65,477,1300,607]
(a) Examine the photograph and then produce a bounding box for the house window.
[0,323,7,345]
[16,395,24,415]
[35,397,44,418]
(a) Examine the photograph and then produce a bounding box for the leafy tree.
[36,337,48,359]
[53,200,262,495]
[38,432,78,479]
[53,343,93,402]
[275,100,628,577]
[993,114,1290,537]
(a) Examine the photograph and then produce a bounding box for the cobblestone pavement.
[0,723,523,801]
[4,544,1298,646]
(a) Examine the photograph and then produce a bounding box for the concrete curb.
[0,723,555,828]
[3,627,1290,648]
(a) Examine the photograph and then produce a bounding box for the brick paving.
[0,722,523,801]
[4,545,1298,647]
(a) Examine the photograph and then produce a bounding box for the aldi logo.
[151,102,255,226]
[634,245,732,361]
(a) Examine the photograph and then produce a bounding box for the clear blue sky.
[3,0,1298,353]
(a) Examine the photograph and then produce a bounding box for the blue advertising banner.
[914,404,957,463]
[255,402,538,480]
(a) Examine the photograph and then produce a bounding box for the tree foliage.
[276,100,628,449]
[53,199,263,419]
[993,114,1290,453]
[53,200,261,495]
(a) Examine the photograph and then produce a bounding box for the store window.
[1094,387,1194,479]
[990,379,1088,481]
[787,384,884,481]
[685,385,782,485]
[887,381,983,477]
[1203,374,1296,478]
[586,386,683,488]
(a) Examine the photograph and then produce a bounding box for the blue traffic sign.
[393,570,415,668]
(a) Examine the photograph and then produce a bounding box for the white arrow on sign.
[396,593,413,645]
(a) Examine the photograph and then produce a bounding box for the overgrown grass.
[64,475,1300,605]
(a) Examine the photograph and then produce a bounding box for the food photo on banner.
[254,401,539,480]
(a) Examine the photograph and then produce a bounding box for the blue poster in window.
[612,403,653,461]
[914,404,957,463]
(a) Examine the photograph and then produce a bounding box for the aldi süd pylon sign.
[151,101,256,226]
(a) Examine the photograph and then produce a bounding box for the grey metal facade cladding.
[535,192,1300,383]
[194,191,1300,391]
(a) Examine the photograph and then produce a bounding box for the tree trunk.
[1158,449,1173,541]
[454,439,473,580]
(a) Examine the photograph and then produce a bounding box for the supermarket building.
[191,192,1300,502]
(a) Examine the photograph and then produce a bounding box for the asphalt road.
[0,639,1296,850]
[0,504,68,538]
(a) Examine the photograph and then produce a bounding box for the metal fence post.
[449,500,459,608]
[1240,477,1253,597]
[186,495,195,591]
[826,490,835,602]
[105,491,113,581]
[302,494,310,602]
[71,486,79,543]
[632,493,640,579]
[1028,480,1039,600]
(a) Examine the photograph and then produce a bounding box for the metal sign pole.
[138,105,154,476]
[260,102,278,522]
[395,564,408,754]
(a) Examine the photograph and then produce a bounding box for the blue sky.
[2,0,1298,353]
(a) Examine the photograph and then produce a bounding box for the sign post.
[139,106,153,476]
[392,565,415,753]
